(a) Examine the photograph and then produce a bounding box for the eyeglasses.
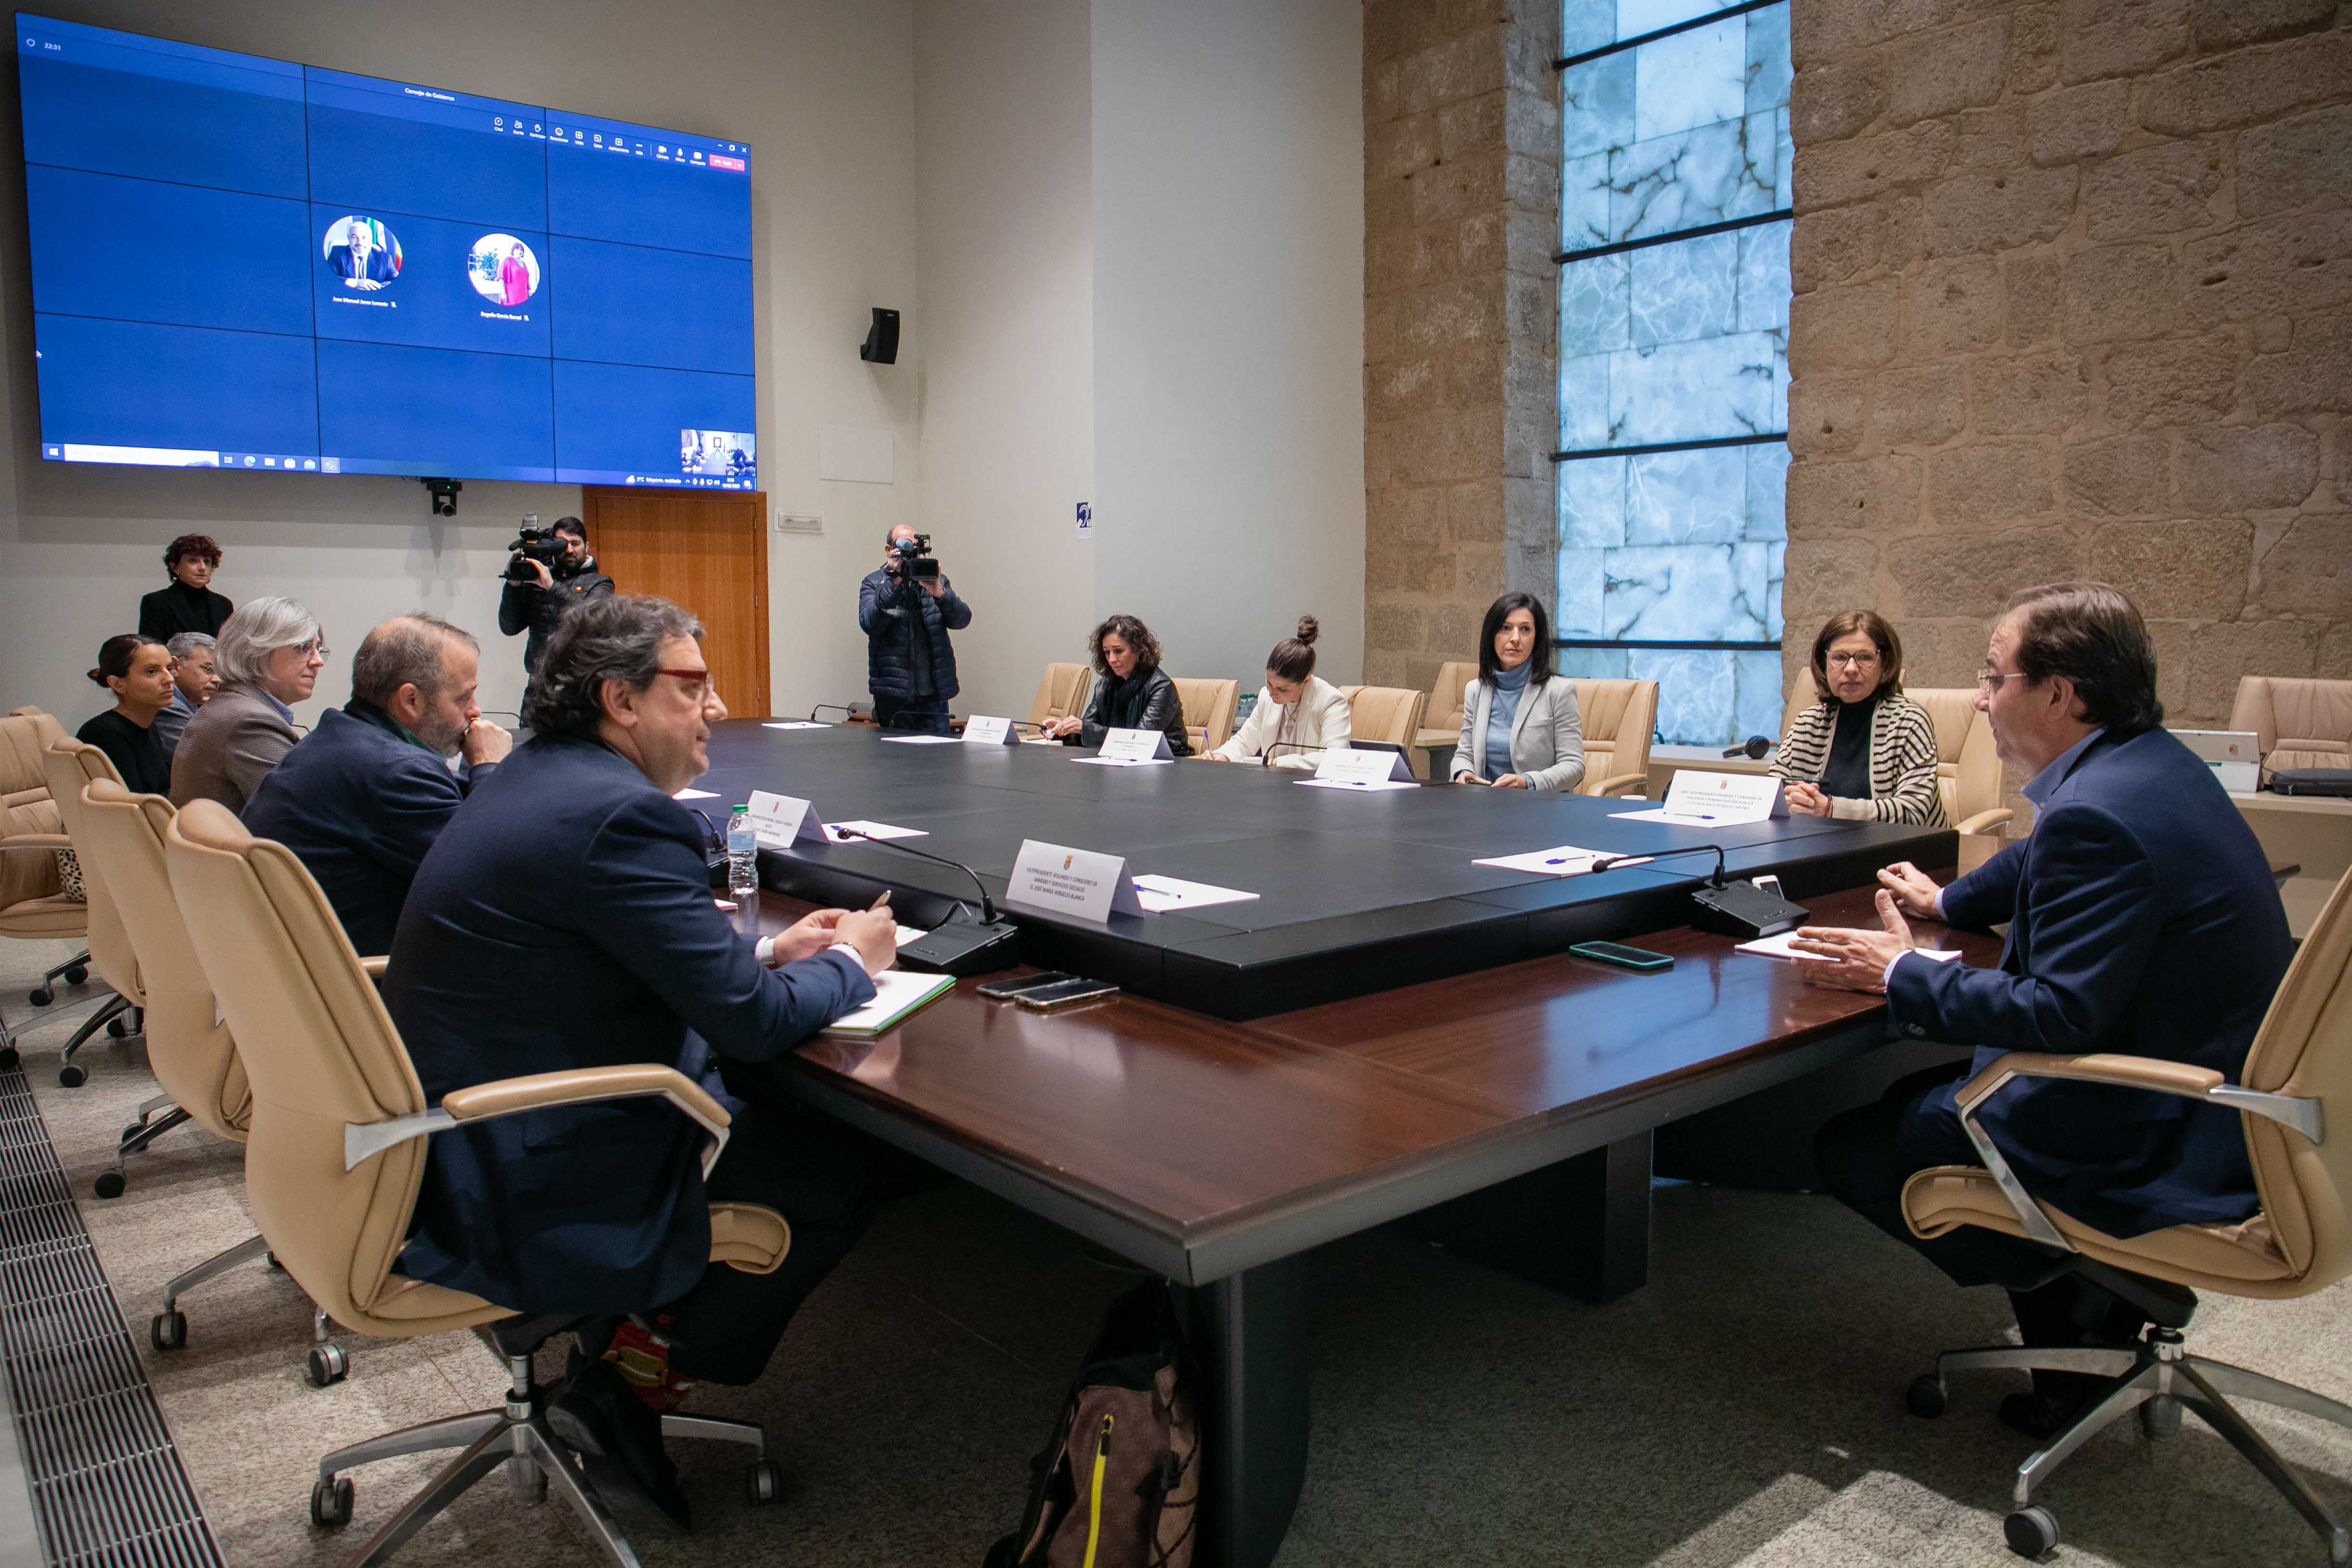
[1977,667,2030,694]
[1825,651,1880,668]
[286,638,328,663]
[656,667,712,700]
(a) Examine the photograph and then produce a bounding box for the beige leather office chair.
[1026,662,1094,734]
[1338,686,1427,753]
[1901,863,2352,1562]
[1173,677,1239,754]
[1569,678,1657,797]
[163,799,789,1562]
[1414,661,1479,776]
[1780,677,2011,834]
[38,737,146,1085]
[0,708,90,1064]
[2230,676,2352,777]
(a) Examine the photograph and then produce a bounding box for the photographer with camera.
[498,515,615,701]
[857,524,970,735]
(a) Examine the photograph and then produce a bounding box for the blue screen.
[16,14,756,489]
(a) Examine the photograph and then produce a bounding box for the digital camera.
[888,532,938,580]
[505,526,569,583]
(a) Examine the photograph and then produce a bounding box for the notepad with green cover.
[822,969,956,1035]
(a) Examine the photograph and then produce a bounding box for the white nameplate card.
[1003,840,1146,923]
[1612,769,1786,825]
[961,714,1019,746]
[1096,727,1174,763]
[763,720,830,731]
[745,790,831,848]
[1472,844,1638,877]
[1311,747,1415,786]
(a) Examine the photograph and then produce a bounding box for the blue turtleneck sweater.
[1482,661,1530,780]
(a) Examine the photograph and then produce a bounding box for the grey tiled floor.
[8,934,2352,1567]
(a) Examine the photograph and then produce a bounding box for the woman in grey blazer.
[1452,591,1585,792]
[168,595,325,814]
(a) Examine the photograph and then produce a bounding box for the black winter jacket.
[499,558,616,677]
[1062,666,1192,757]
[858,569,970,702]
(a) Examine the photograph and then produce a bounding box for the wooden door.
[582,488,770,716]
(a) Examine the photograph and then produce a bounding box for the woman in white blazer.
[1452,591,1585,792]
[1209,615,1353,769]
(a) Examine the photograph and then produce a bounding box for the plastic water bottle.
[726,806,759,932]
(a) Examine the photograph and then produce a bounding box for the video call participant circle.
[323,217,402,292]
[469,235,541,307]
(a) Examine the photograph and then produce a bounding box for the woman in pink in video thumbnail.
[499,243,531,306]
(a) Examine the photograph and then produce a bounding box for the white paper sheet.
[1071,756,1175,767]
[823,820,928,841]
[821,969,955,1035]
[1471,844,1639,876]
[673,788,719,800]
[1608,806,1724,825]
[1736,931,1966,964]
[1294,777,1419,792]
[1129,874,1261,914]
[762,721,830,730]
[880,734,962,745]
[895,924,930,947]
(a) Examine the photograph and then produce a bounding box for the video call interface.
[16,13,757,488]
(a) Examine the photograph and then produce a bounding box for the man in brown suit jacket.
[168,596,325,814]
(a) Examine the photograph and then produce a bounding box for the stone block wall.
[1784,0,2352,737]
[1362,0,1560,691]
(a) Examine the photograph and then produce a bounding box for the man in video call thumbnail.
[328,218,398,290]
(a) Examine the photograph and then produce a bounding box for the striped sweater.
[1770,691,1946,825]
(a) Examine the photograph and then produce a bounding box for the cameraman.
[498,516,614,698]
[858,524,970,735]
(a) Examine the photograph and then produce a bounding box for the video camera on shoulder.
[888,531,939,580]
[505,526,567,583]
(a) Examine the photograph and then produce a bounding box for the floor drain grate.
[0,1061,223,1568]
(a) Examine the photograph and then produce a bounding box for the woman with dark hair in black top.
[1044,613,1192,757]
[138,534,233,640]
[77,634,176,795]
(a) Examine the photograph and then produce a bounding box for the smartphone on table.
[976,971,1082,1001]
[1568,940,1674,972]
[1013,978,1123,1011]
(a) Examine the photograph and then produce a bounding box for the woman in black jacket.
[77,633,176,795]
[1046,614,1192,757]
[138,534,232,639]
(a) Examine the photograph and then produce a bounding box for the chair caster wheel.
[58,1064,86,1088]
[93,1170,125,1199]
[28,987,52,1007]
[1905,1374,1946,1419]
[2004,1505,2059,1559]
[0,1046,17,1071]
[151,1310,187,1351]
[64,965,87,986]
[2140,1393,2181,1439]
[105,1016,127,1038]
[746,1457,780,1505]
[307,1344,348,1388]
[311,1474,354,1530]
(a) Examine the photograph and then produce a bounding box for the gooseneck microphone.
[1722,735,1772,760]
[1591,842,1727,884]
[810,702,860,722]
[827,828,1021,974]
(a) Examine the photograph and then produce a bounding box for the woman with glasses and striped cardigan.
[1771,611,1945,826]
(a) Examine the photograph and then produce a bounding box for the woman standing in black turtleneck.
[137,534,232,640]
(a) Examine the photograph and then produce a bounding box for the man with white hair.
[243,614,511,955]
[150,631,220,761]
[167,595,324,813]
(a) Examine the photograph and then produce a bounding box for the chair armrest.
[1955,807,2013,835]
[344,1065,732,1176]
[359,955,388,979]
[1594,772,1649,798]
[0,835,72,852]
[1949,1050,2324,1253]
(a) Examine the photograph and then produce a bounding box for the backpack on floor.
[984,1281,1200,1568]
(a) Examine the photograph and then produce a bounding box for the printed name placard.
[1313,747,1415,785]
[961,714,1018,746]
[745,789,831,848]
[1003,840,1146,924]
[1659,769,1786,824]
[1098,727,1175,763]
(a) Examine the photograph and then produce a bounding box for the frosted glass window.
[1556,0,1790,746]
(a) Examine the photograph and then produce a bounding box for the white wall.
[911,0,1095,721]
[1089,0,1365,691]
[0,0,919,730]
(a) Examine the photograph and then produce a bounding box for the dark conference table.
[705,723,1983,1568]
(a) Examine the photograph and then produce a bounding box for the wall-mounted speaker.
[859,307,900,364]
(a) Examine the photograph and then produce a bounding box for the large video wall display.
[16,14,757,489]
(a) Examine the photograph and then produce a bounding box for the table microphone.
[810,702,861,722]
[1722,735,1772,760]
[827,828,1022,975]
[1263,740,1327,767]
[1589,842,1809,937]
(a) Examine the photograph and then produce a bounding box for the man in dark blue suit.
[384,594,898,1530]
[244,615,510,956]
[1803,583,2291,1437]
